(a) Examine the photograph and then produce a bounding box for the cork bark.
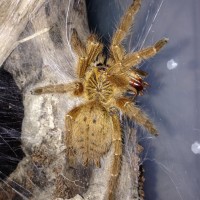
[0,0,143,199]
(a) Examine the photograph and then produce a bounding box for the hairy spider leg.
[65,106,82,166]
[106,114,122,200]
[71,29,86,57]
[33,82,83,96]
[116,97,158,136]
[71,30,103,78]
[86,34,104,67]
[110,0,141,62]
[122,38,168,71]
[108,38,168,75]
[71,29,87,78]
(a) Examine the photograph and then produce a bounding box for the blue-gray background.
[86,0,200,199]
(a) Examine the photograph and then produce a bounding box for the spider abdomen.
[66,102,112,166]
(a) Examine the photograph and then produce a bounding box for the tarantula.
[33,0,168,199]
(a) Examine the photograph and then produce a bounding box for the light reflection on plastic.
[167,59,178,70]
[191,141,200,154]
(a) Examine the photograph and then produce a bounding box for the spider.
[33,0,168,199]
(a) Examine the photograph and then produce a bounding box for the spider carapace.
[33,0,168,199]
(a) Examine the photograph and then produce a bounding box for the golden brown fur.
[33,0,167,199]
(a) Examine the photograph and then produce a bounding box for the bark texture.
[0,0,143,199]
[0,0,46,67]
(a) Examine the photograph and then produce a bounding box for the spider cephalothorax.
[33,0,168,199]
[84,67,113,103]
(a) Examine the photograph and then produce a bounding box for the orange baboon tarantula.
[34,0,168,199]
